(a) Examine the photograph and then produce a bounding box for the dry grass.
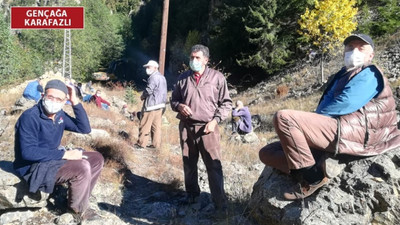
[240,93,321,116]
[101,160,126,184]
[220,137,261,166]
[0,92,22,151]
[0,92,21,110]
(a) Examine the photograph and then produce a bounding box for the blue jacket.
[316,66,383,117]
[14,101,91,178]
[23,80,43,102]
[142,71,167,112]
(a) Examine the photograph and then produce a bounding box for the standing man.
[14,79,104,221]
[134,60,167,149]
[171,44,232,211]
[259,34,400,200]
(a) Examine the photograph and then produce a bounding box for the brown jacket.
[171,67,232,124]
[336,65,400,156]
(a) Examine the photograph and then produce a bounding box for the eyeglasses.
[44,95,66,103]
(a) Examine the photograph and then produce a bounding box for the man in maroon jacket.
[171,44,232,212]
[90,90,111,110]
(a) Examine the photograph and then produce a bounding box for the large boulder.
[249,149,400,225]
[251,114,274,133]
[0,161,48,209]
[10,97,36,115]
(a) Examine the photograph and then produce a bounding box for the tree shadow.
[97,168,243,224]
[97,169,185,224]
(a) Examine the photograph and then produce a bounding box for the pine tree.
[358,0,400,36]
[125,86,137,105]
[237,0,291,74]
[234,0,313,75]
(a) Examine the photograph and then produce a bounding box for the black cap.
[45,79,68,95]
[343,34,374,50]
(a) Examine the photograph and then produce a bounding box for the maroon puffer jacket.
[337,65,400,156]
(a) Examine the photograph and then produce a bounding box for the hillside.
[0,72,265,224]
[0,32,399,224]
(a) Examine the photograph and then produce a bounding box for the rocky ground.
[0,33,399,225]
[0,72,264,225]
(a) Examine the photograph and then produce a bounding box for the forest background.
[0,0,399,88]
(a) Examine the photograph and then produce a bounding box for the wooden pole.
[159,0,170,75]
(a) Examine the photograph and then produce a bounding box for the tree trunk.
[320,51,324,83]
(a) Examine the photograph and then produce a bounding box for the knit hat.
[45,79,68,95]
[343,34,374,50]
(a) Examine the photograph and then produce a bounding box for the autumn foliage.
[298,0,358,54]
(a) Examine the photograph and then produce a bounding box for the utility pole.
[158,0,169,75]
[62,29,72,80]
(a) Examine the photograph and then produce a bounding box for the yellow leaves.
[298,0,358,54]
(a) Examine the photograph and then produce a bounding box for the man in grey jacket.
[171,44,232,212]
[135,60,167,149]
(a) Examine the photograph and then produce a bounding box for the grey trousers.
[55,151,104,213]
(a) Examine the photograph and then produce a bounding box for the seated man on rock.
[13,79,104,221]
[231,100,252,135]
[22,78,43,102]
[259,34,400,200]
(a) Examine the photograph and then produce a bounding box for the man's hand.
[204,119,218,134]
[66,84,79,106]
[177,104,193,117]
[62,149,83,160]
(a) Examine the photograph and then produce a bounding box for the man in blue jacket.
[259,34,400,200]
[14,79,104,221]
[22,78,43,102]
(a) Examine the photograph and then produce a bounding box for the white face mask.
[189,60,203,72]
[42,99,64,114]
[344,49,365,71]
[146,68,154,75]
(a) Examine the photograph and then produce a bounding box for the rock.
[323,156,346,178]
[229,88,238,97]
[162,115,169,125]
[141,202,177,221]
[0,161,48,209]
[10,97,36,115]
[89,117,114,128]
[249,149,400,225]
[67,128,110,143]
[0,210,36,224]
[242,132,259,144]
[111,96,127,110]
[55,212,75,224]
[228,132,259,144]
[251,114,274,132]
[118,130,130,140]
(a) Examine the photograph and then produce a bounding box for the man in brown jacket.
[171,44,232,211]
[259,34,400,200]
